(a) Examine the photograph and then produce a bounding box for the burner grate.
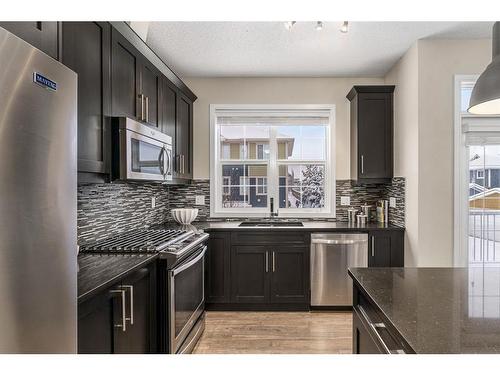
[80,229,191,253]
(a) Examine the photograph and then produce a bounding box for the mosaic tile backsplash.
[78,182,170,245]
[78,177,405,243]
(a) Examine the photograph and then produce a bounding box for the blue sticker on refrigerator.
[33,72,57,91]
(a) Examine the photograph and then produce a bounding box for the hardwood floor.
[193,311,353,354]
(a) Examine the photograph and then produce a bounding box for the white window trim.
[453,74,500,267]
[210,104,336,218]
[476,169,485,179]
[255,177,267,195]
[222,176,230,195]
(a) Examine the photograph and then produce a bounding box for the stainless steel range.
[80,228,209,354]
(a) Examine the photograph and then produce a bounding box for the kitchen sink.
[238,221,304,227]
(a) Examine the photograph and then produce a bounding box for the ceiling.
[143,22,493,78]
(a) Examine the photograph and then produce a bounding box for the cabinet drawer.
[231,231,309,245]
[354,291,412,354]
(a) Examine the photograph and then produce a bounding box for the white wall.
[416,39,490,266]
[385,39,491,266]
[384,43,420,266]
[184,77,384,180]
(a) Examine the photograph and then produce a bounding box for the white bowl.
[171,208,199,225]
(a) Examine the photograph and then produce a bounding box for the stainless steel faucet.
[270,197,278,217]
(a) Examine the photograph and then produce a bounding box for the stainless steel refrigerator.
[0,27,77,353]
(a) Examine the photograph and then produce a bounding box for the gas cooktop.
[79,228,206,255]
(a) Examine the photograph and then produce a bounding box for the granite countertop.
[189,220,404,231]
[78,253,158,302]
[349,267,500,354]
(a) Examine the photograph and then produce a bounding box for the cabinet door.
[176,94,193,179]
[111,28,140,120]
[0,22,59,59]
[139,59,161,128]
[270,247,309,304]
[62,22,111,174]
[368,231,404,267]
[206,233,231,303]
[160,80,177,140]
[231,246,269,303]
[357,93,393,180]
[113,264,157,354]
[78,288,116,354]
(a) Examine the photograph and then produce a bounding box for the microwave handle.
[158,147,165,176]
[164,147,171,176]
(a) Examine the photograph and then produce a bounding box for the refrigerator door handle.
[110,289,127,331]
[122,285,134,325]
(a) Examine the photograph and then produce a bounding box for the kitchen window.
[210,105,335,218]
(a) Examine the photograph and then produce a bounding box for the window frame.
[210,104,336,218]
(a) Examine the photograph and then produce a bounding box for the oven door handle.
[172,246,207,276]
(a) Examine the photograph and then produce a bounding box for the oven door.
[168,245,206,353]
[120,127,169,181]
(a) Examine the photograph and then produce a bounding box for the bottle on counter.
[377,200,389,224]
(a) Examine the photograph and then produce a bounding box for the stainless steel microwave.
[112,117,173,182]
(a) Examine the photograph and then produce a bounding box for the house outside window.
[210,105,335,218]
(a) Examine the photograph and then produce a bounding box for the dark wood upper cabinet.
[160,79,177,140]
[138,59,161,128]
[0,22,59,59]
[61,22,111,175]
[269,246,309,304]
[176,93,193,180]
[347,86,395,183]
[111,27,140,120]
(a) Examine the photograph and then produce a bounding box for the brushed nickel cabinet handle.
[371,237,375,257]
[122,285,134,325]
[272,251,276,272]
[361,155,364,175]
[145,96,149,123]
[265,251,269,273]
[110,289,127,332]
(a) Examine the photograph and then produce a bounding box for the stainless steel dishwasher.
[310,233,368,307]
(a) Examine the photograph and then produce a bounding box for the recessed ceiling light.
[316,21,323,31]
[340,21,349,33]
[284,21,296,31]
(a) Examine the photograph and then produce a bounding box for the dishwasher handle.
[311,238,368,245]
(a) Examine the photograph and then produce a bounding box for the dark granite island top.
[349,267,500,354]
[78,253,158,302]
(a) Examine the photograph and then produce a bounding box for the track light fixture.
[340,21,349,33]
[316,21,323,31]
[284,21,296,31]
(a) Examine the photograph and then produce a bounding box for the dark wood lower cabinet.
[78,290,114,354]
[231,246,269,303]
[368,230,404,267]
[228,244,309,306]
[78,262,157,354]
[205,232,231,303]
[205,229,403,311]
[270,247,309,304]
